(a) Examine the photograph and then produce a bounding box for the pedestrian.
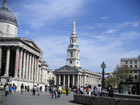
[40,86,42,92]
[27,86,30,92]
[4,83,9,96]
[9,84,13,94]
[37,84,40,96]
[32,85,36,96]
[97,84,101,96]
[88,85,92,96]
[107,85,113,97]
[57,85,61,99]
[21,83,24,94]
[66,86,69,96]
[13,84,17,93]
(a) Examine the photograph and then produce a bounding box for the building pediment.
[21,38,41,51]
[54,65,80,74]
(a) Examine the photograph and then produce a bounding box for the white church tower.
[66,18,80,67]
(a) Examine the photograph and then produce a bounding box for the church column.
[68,75,70,88]
[22,50,26,79]
[5,47,10,76]
[79,75,81,87]
[0,47,2,75]
[73,75,75,87]
[19,49,23,78]
[77,75,79,87]
[14,47,19,78]
[63,75,65,88]
[59,75,61,85]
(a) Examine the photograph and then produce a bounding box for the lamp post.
[101,62,106,89]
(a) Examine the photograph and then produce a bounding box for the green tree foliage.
[105,65,132,88]
[105,75,116,88]
[114,65,131,83]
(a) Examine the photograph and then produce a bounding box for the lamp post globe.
[101,62,106,89]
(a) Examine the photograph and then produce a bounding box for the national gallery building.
[0,1,49,91]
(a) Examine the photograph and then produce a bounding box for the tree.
[114,65,131,87]
[105,75,117,88]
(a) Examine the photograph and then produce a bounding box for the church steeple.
[66,18,80,67]
[3,0,7,8]
[72,18,76,36]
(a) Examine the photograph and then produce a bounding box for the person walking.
[107,85,113,97]
[97,84,101,96]
[37,84,40,96]
[66,86,69,96]
[32,85,36,96]
[4,83,9,96]
[21,83,24,95]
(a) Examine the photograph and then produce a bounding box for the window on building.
[70,61,72,64]
[130,65,133,68]
[70,52,73,57]
[130,60,132,64]
[135,71,137,73]
[135,75,137,79]
[135,65,137,68]
[125,61,128,64]
[135,60,137,64]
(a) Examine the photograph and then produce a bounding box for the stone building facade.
[121,55,140,81]
[54,19,101,88]
[0,0,49,91]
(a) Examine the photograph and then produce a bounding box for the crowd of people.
[75,84,102,96]
[2,83,114,98]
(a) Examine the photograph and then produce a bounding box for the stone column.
[25,52,29,79]
[19,49,23,78]
[73,75,75,87]
[14,48,19,78]
[31,55,34,81]
[22,50,26,79]
[77,75,79,87]
[5,47,10,76]
[68,75,70,88]
[59,75,61,85]
[34,56,36,82]
[0,47,2,74]
[28,53,31,80]
[79,75,81,87]
[63,75,65,88]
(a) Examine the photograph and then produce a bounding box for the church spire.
[3,0,7,8]
[72,17,76,36]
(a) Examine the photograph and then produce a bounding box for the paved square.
[0,92,80,105]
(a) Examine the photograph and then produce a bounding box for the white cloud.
[15,0,85,29]
[105,29,116,34]
[100,16,109,20]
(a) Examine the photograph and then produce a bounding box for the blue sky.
[1,0,140,72]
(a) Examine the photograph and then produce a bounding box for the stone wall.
[74,94,140,105]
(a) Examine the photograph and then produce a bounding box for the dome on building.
[0,6,17,26]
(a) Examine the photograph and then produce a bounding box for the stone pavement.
[0,92,81,105]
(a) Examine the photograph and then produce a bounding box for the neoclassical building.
[54,19,101,88]
[0,0,49,91]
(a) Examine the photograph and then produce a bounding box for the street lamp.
[101,61,106,89]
